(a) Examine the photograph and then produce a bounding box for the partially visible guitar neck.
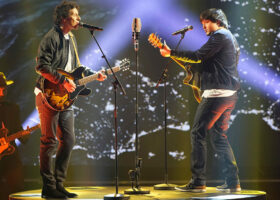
[6,124,40,143]
[78,66,121,85]
[148,33,186,70]
[148,33,202,103]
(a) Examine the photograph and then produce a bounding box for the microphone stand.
[86,30,129,200]
[153,31,186,190]
[124,32,150,195]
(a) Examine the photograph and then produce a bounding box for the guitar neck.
[6,125,40,143]
[78,66,121,85]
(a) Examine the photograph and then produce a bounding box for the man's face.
[63,8,81,30]
[0,87,7,99]
[201,19,219,36]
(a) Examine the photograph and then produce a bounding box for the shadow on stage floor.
[10,186,266,200]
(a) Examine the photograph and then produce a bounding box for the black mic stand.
[154,31,186,190]
[124,32,150,195]
[86,30,129,200]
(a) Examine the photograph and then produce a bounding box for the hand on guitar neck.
[160,42,171,57]
[147,33,171,57]
[62,70,106,93]
[96,69,107,82]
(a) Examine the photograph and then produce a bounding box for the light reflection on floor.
[10,186,266,200]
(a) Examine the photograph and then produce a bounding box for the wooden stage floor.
[9,186,266,200]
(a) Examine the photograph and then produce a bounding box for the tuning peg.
[1,122,5,129]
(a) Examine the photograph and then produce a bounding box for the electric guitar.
[148,33,201,103]
[0,123,40,160]
[42,58,130,111]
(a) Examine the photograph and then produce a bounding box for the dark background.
[0,0,280,198]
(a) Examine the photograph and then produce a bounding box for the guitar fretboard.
[78,66,121,85]
[7,124,40,142]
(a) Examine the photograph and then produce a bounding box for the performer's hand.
[0,137,7,145]
[62,79,76,93]
[0,138,8,154]
[97,70,107,81]
[160,42,171,57]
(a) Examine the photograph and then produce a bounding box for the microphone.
[172,25,193,36]
[132,18,142,51]
[79,22,103,31]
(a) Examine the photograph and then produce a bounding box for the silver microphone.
[132,18,142,51]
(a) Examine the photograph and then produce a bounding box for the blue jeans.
[190,94,239,186]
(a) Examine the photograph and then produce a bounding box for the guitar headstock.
[148,33,164,49]
[118,58,130,71]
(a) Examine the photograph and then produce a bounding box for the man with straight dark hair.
[159,8,241,193]
[35,1,106,198]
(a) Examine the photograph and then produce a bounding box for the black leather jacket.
[171,28,240,91]
[35,25,79,89]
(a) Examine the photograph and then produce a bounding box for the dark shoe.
[57,184,78,198]
[41,187,67,199]
[175,181,206,193]
[216,182,241,192]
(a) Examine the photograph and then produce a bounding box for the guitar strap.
[69,32,81,67]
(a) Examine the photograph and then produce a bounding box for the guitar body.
[42,59,130,111]
[0,144,15,160]
[0,124,40,160]
[43,67,92,111]
[183,65,201,103]
[0,127,15,160]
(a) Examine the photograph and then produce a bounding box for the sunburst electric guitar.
[42,58,130,111]
[148,33,201,103]
[0,123,40,160]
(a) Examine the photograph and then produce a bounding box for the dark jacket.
[35,25,79,89]
[171,28,240,91]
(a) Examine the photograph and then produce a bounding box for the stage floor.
[9,186,266,200]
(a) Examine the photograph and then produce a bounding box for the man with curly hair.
[35,1,106,198]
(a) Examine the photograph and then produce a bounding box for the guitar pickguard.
[44,83,74,111]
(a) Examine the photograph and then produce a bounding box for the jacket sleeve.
[171,33,225,63]
[35,34,65,84]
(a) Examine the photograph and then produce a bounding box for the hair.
[200,8,229,29]
[53,1,80,26]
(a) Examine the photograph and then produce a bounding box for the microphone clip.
[79,22,103,31]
